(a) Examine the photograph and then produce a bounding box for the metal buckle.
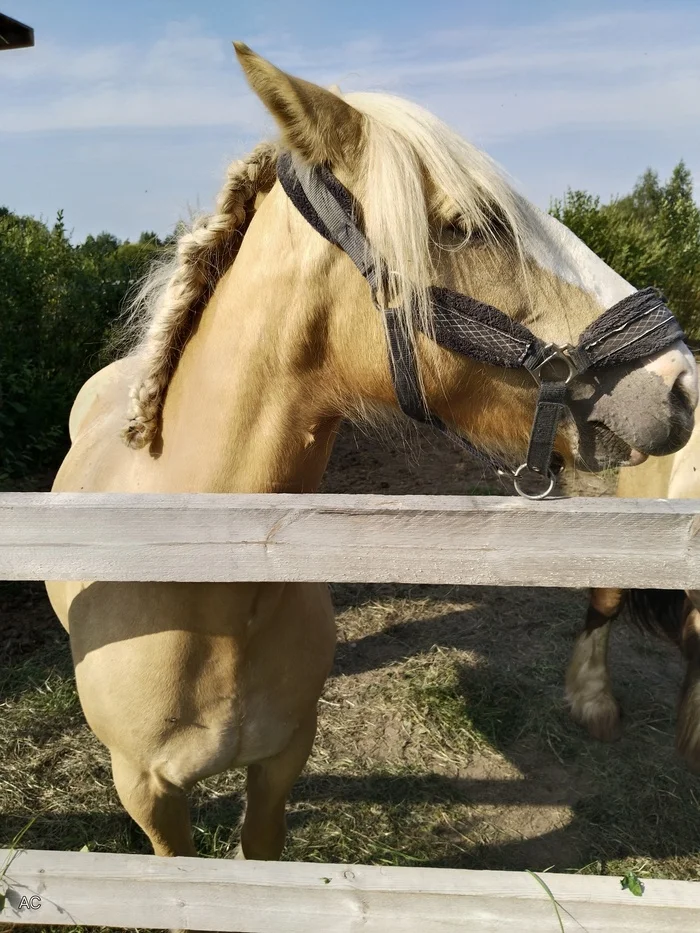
[529,344,578,386]
[513,463,556,500]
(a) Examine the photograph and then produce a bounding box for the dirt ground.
[1,422,699,933]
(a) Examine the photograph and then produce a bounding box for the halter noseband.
[277,151,685,499]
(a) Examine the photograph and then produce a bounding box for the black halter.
[277,151,686,499]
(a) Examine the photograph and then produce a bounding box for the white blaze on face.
[522,203,635,308]
[653,343,699,406]
[521,201,699,409]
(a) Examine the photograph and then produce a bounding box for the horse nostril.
[672,370,696,418]
[676,353,699,409]
[666,377,696,453]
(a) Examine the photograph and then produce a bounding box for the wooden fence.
[1,491,700,930]
[2,849,700,932]
[2,492,700,587]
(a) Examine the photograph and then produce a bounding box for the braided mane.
[121,141,278,449]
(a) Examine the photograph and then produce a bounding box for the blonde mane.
[121,94,530,450]
[346,92,528,327]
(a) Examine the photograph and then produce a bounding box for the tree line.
[1,162,699,486]
[0,211,165,485]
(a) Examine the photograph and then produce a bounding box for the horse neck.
[153,187,607,494]
[155,190,393,494]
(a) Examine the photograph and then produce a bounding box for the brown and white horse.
[47,43,697,875]
[567,413,700,771]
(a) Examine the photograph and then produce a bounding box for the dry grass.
[2,424,700,932]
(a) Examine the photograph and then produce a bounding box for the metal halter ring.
[529,345,578,386]
[513,463,556,500]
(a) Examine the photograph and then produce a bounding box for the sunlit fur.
[343,91,528,325]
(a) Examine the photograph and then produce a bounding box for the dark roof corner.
[0,12,34,50]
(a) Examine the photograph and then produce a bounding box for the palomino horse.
[47,43,698,875]
[567,412,700,771]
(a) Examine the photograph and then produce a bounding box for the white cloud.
[0,18,269,134]
[1,9,699,141]
[2,84,262,134]
[2,8,699,241]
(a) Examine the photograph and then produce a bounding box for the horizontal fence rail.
[0,492,699,587]
[2,849,700,932]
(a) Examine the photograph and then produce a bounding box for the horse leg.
[566,587,624,742]
[112,753,221,933]
[237,709,318,861]
[111,751,196,857]
[676,592,700,773]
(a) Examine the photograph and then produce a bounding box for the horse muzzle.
[570,362,696,470]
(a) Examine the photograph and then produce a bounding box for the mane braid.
[121,141,279,450]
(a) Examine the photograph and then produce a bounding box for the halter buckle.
[529,344,578,386]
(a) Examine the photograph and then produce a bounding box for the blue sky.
[2,0,699,242]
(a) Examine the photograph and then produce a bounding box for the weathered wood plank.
[0,13,34,50]
[1,492,699,587]
[1,849,699,932]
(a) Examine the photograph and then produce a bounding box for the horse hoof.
[677,730,700,774]
[676,709,700,772]
[587,709,623,743]
[679,748,700,775]
[676,679,700,772]
[569,693,622,743]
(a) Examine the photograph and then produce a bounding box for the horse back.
[68,357,136,443]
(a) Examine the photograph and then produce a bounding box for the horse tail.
[624,588,686,646]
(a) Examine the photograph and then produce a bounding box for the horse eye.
[442,221,467,239]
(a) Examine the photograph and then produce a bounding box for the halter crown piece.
[277,152,686,499]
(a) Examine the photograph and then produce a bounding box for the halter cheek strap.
[277,150,686,499]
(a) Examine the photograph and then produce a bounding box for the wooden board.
[0,13,34,50]
[1,492,699,587]
[1,849,699,932]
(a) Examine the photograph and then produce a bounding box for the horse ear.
[233,42,365,168]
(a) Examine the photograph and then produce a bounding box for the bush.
[550,162,700,341]
[0,209,162,484]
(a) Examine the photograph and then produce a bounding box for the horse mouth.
[575,420,648,471]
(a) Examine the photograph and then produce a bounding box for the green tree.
[550,160,700,340]
[0,209,164,484]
